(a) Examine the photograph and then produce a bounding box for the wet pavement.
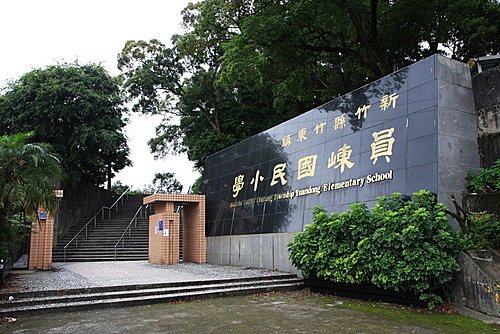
[1,261,286,294]
[1,291,497,334]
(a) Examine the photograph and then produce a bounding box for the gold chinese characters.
[232,127,396,198]
[281,92,400,148]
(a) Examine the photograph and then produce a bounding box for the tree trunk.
[107,163,112,190]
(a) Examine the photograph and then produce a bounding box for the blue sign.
[159,220,164,231]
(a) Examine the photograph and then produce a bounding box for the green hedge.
[288,190,462,308]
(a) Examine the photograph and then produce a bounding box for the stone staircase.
[0,274,303,315]
[52,195,150,262]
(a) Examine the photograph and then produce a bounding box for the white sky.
[0,0,199,191]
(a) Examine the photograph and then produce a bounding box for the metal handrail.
[114,203,151,260]
[63,187,131,262]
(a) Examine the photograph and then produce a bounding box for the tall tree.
[118,0,500,169]
[0,133,63,260]
[152,172,183,194]
[0,63,131,188]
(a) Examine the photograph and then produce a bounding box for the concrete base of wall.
[453,251,500,317]
[207,233,301,275]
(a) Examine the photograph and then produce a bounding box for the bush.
[466,160,500,193]
[462,212,500,251]
[288,190,462,309]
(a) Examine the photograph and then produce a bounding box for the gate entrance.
[144,194,206,265]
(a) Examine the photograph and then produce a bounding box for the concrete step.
[54,249,149,255]
[0,275,302,315]
[55,239,146,247]
[52,257,149,262]
[53,195,152,262]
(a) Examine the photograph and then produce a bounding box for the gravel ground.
[0,261,286,294]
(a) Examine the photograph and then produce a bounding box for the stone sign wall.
[204,55,478,239]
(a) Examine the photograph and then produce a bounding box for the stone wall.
[453,251,500,317]
[463,193,500,215]
[472,67,500,167]
[207,232,300,275]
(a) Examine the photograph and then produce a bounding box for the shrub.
[288,190,462,309]
[466,160,500,193]
[462,212,500,251]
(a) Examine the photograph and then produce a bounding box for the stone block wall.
[207,232,300,275]
[454,251,500,317]
[435,56,480,219]
[472,66,500,167]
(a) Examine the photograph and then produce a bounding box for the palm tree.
[0,133,63,260]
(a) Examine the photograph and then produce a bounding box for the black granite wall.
[203,55,479,236]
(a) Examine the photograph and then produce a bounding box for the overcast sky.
[0,0,199,191]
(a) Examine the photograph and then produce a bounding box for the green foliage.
[111,181,130,194]
[462,212,500,250]
[152,172,183,194]
[118,1,500,168]
[466,160,500,193]
[112,172,183,195]
[190,176,203,194]
[0,133,62,260]
[288,190,462,309]
[0,215,31,262]
[0,63,130,187]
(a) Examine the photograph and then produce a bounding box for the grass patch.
[337,299,499,334]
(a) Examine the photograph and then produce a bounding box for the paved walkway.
[1,261,286,294]
[2,291,498,334]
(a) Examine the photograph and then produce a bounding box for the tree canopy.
[118,0,500,169]
[0,133,62,260]
[0,63,131,188]
[152,172,183,194]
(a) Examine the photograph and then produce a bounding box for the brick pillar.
[144,194,206,265]
[148,208,180,265]
[29,211,54,270]
[183,199,207,263]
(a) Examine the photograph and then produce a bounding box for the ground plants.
[461,212,500,251]
[288,190,462,309]
[466,159,500,193]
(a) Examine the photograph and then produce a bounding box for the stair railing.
[114,203,152,260]
[63,187,131,262]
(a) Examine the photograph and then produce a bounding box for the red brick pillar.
[183,200,207,263]
[29,210,54,270]
[144,194,206,265]
[149,202,180,265]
